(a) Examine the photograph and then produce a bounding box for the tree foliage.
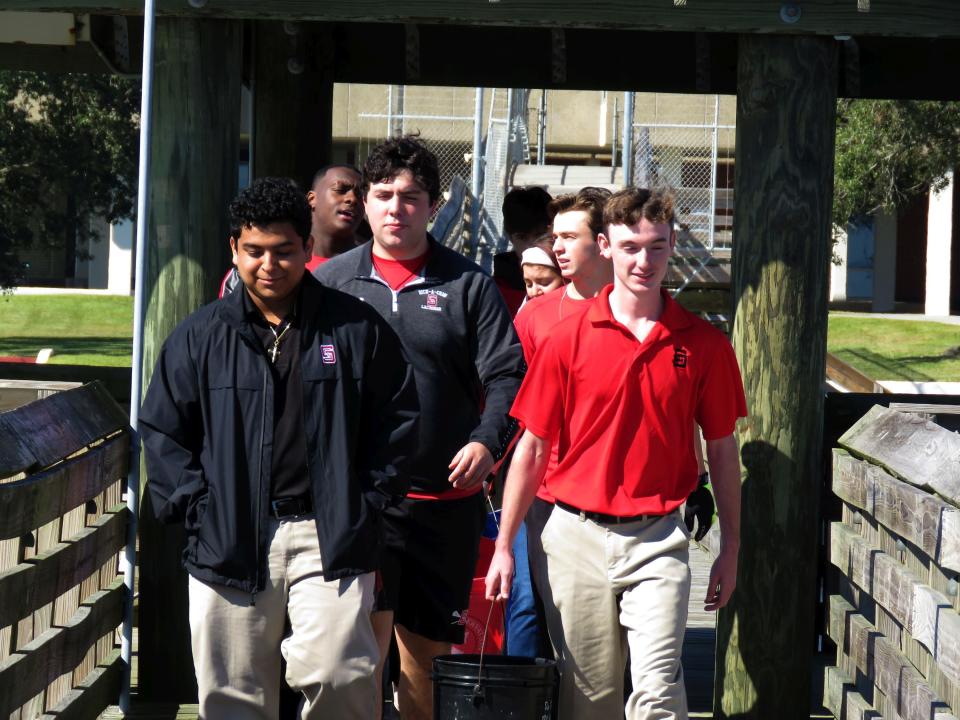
[0,71,139,287]
[833,99,960,227]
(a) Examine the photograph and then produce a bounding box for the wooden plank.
[827,352,885,394]
[136,16,240,704]
[716,33,837,720]
[0,380,80,414]
[3,1,960,38]
[827,595,956,720]
[0,382,127,479]
[0,363,130,411]
[831,522,960,691]
[823,664,881,720]
[0,579,124,717]
[40,649,122,720]
[839,405,960,508]
[252,21,333,190]
[46,501,89,709]
[889,404,960,417]
[0,434,129,541]
[830,523,960,682]
[0,506,127,629]
[832,450,960,574]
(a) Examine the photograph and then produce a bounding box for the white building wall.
[925,170,954,316]
[107,219,134,295]
[829,226,848,302]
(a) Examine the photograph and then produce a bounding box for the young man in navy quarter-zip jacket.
[315,136,525,720]
[140,177,419,720]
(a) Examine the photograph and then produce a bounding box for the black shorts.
[378,492,486,644]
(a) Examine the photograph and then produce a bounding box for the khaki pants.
[539,505,691,720]
[188,515,378,720]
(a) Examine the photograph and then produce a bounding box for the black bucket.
[432,654,558,719]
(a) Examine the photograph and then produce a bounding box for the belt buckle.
[271,498,303,519]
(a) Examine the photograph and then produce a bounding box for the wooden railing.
[825,404,960,720]
[825,353,887,394]
[0,382,130,719]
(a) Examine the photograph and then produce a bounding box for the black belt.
[555,499,660,525]
[270,495,313,520]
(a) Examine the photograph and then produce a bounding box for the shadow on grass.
[840,348,937,382]
[0,336,132,359]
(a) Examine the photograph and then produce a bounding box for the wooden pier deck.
[102,541,828,719]
[684,539,720,715]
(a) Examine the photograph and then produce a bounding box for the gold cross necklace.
[268,320,291,363]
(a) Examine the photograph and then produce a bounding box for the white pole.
[708,94,720,250]
[121,0,156,711]
[470,88,485,254]
[537,90,546,166]
[622,91,634,187]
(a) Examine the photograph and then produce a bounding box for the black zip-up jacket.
[140,274,419,592]
[315,237,525,493]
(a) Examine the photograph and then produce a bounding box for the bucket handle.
[472,599,499,706]
[472,492,507,706]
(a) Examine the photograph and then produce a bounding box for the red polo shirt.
[513,287,593,502]
[511,284,747,517]
[514,287,591,365]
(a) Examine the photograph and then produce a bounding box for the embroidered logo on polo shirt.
[673,346,688,368]
[419,288,447,312]
[321,345,337,364]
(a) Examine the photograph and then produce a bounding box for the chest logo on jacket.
[419,288,447,313]
[673,346,688,369]
[321,345,337,364]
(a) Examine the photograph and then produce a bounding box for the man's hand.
[704,546,738,611]
[684,472,715,542]
[448,442,495,489]
[484,546,515,601]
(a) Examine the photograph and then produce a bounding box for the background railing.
[825,404,960,720]
[0,382,130,719]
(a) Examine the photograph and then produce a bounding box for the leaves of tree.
[833,99,960,227]
[0,71,139,288]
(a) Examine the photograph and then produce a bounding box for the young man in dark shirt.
[316,136,525,720]
[141,177,418,720]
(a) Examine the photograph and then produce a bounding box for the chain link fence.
[629,94,735,250]
[336,85,735,265]
[352,85,478,217]
[338,84,528,268]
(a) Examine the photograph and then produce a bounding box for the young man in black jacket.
[315,136,525,720]
[140,177,418,720]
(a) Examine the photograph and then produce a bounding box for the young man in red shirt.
[487,187,746,719]
[514,187,613,359]
[508,187,613,658]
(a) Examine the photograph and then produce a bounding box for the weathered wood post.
[252,21,334,189]
[137,16,242,702]
[715,34,838,718]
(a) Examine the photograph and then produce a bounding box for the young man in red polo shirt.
[508,187,612,659]
[487,187,746,719]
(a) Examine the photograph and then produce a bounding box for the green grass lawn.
[0,294,133,366]
[0,295,958,379]
[828,314,960,382]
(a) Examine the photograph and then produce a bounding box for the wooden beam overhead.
[2,1,960,39]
